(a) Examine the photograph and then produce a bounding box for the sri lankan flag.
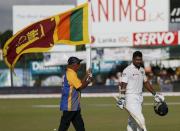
[3,3,90,69]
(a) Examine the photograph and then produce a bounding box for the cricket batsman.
[116,51,165,131]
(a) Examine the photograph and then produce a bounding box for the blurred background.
[0,0,180,93]
[1,1,180,131]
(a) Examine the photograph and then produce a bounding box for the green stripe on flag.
[70,8,83,41]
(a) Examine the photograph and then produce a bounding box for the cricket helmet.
[154,101,168,116]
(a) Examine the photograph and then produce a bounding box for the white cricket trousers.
[125,94,147,131]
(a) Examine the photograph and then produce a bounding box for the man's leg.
[58,111,74,131]
[72,110,85,131]
[127,115,138,131]
[127,112,147,131]
[126,94,147,131]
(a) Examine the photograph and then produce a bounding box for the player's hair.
[133,51,142,58]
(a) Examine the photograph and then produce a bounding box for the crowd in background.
[94,64,180,92]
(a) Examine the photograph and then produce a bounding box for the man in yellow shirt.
[58,56,92,131]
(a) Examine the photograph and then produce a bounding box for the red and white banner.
[133,32,179,46]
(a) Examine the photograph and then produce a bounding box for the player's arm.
[67,69,92,90]
[143,70,165,102]
[144,80,165,102]
[79,69,93,90]
[116,70,128,109]
[116,82,127,109]
[120,69,129,96]
[142,70,156,95]
[120,82,127,95]
[144,81,156,95]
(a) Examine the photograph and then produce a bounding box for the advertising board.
[79,0,169,47]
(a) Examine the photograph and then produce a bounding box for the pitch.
[0,96,179,131]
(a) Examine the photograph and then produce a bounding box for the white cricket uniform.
[121,63,148,131]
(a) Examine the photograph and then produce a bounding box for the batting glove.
[154,93,165,103]
[116,97,125,110]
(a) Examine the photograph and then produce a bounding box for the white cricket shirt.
[121,63,147,94]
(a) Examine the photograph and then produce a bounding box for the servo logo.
[133,32,178,46]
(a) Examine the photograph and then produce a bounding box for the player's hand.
[86,69,93,83]
[87,68,92,77]
[154,93,165,103]
[116,97,125,110]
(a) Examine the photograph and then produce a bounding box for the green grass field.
[0,96,180,131]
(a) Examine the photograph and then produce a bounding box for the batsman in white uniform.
[116,51,165,131]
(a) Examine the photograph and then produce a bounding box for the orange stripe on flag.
[57,12,71,40]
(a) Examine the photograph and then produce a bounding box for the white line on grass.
[32,102,180,108]
[1,92,180,99]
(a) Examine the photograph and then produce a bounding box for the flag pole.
[86,0,93,86]
[89,0,92,70]
[86,0,92,70]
